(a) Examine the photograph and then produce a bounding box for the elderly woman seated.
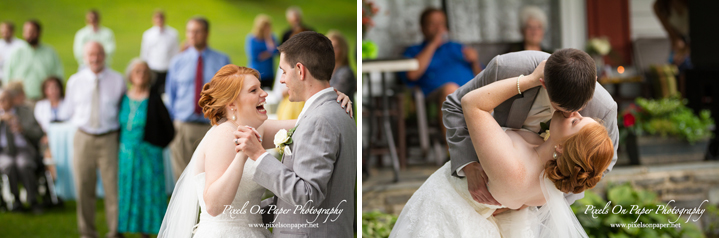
[507,6,552,54]
[0,88,44,213]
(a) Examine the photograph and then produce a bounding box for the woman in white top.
[33,76,69,157]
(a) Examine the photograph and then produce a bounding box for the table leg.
[380,72,401,182]
[364,73,374,177]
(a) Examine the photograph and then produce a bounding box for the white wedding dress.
[159,125,271,238]
[389,162,588,238]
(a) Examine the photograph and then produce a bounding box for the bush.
[619,97,714,144]
[362,211,397,238]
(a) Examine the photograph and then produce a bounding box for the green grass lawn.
[0,200,153,238]
[0,0,357,84]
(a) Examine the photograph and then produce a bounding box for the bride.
[389,61,614,238]
[158,65,352,238]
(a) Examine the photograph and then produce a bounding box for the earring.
[231,108,236,121]
[553,152,557,159]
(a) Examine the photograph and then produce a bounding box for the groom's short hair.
[544,48,597,111]
[277,31,335,81]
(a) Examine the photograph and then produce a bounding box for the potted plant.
[619,97,714,165]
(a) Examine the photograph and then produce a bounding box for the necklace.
[126,99,142,131]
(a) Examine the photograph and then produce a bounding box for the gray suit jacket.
[3,105,43,153]
[442,51,619,204]
[253,89,356,238]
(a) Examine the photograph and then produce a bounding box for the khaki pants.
[73,130,119,238]
[170,121,211,180]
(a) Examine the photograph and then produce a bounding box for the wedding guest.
[165,17,229,180]
[281,6,314,43]
[506,6,552,54]
[246,14,278,89]
[73,10,116,68]
[4,20,63,101]
[65,41,125,238]
[34,77,68,132]
[141,10,179,95]
[0,21,25,83]
[327,30,356,99]
[34,77,68,164]
[654,0,691,71]
[5,81,28,107]
[399,8,481,142]
[0,88,44,214]
[118,59,173,238]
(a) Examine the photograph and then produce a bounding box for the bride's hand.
[334,89,354,119]
[234,126,264,160]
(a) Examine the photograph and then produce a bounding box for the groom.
[443,49,619,205]
[235,31,356,238]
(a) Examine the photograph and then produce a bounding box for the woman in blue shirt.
[246,14,278,89]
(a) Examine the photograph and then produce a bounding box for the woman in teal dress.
[118,59,175,238]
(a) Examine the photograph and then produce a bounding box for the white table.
[362,58,419,182]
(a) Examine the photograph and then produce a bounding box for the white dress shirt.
[140,25,179,71]
[255,87,336,165]
[456,87,554,176]
[34,99,70,132]
[65,67,126,135]
[0,37,26,79]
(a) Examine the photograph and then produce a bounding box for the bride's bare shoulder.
[203,123,237,156]
[505,129,544,146]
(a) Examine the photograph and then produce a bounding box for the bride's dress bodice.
[193,158,270,237]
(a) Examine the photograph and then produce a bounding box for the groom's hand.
[464,162,501,206]
[234,126,265,161]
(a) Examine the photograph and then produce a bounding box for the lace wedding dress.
[389,162,588,238]
[159,125,271,238]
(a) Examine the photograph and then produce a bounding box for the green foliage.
[362,40,378,59]
[704,204,719,238]
[572,183,704,238]
[362,211,397,238]
[619,97,714,143]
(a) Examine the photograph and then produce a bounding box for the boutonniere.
[274,126,297,159]
[539,120,551,141]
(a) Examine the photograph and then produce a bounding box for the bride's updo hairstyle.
[198,64,260,126]
[544,122,613,194]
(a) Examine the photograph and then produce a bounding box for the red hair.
[544,123,614,193]
[198,65,260,125]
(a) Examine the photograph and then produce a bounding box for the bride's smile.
[230,75,269,128]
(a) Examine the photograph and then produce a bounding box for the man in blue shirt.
[165,17,230,179]
[400,8,482,144]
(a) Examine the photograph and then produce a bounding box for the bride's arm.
[259,120,297,149]
[461,61,544,209]
[203,126,248,216]
[257,90,354,148]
